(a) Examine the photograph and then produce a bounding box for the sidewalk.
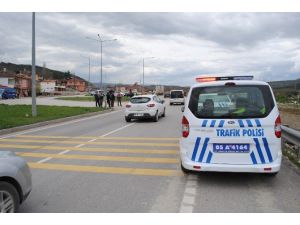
[0,96,127,109]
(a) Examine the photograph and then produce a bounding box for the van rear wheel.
[181,162,190,174]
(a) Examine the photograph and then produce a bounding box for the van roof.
[191,80,270,88]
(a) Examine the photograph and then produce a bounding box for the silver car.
[0,151,32,213]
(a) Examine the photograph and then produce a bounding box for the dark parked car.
[1,88,17,99]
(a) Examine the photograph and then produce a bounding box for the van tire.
[170,103,173,106]
[181,163,190,174]
[265,172,278,177]
[125,117,131,122]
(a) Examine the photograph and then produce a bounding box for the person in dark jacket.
[99,91,104,108]
[94,92,100,107]
[110,91,115,108]
[106,91,111,108]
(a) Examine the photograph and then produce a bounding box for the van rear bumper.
[181,152,282,173]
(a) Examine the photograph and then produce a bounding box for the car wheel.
[170,103,172,106]
[0,181,20,213]
[162,108,166,117]
[153,111,159,122]
[181,162,190,174]
[125,117,131,122]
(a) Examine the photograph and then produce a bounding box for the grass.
[283,144,300,169]
[55,96,94,102]
[0,104,104,130]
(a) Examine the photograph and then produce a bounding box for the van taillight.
[182,116,189,138]
[274,116,281,138]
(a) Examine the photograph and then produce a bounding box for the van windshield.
[171,91,184,98]
[130,97,151,104]
[188,85,275,119]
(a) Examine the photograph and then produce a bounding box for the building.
[40,80,56,94]
[65,77,86,92]
[0,69,15,88]
[155,85,164,95]
[14,74,32,97]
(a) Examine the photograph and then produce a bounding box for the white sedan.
[125,95,166,122]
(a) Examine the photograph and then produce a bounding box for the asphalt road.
[0,101,300,212]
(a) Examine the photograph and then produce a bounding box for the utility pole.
[31,12,37,117]
[142,57,154,95]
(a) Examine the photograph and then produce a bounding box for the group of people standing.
[94,90,123,108]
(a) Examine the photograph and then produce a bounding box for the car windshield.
[130,97,151,104]
[188,85,275,119]
[171,91,183,98]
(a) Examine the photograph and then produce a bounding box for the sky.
[1,12,300,86]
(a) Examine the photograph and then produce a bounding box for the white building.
[0,69,15,88]
[155,85,164,94]
[40,80,56,93]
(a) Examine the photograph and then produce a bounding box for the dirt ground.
[279,106,300,130]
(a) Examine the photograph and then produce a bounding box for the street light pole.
[31,12,37,117]
[142,57,154,95]
[142,58,144,94]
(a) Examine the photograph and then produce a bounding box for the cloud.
[0,12,300,86]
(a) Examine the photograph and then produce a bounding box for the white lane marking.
[37,157,52,164]
[58,150,71,155]
[75,144,85,148]
[99,123,136,137]
[0,110,122,140]
[179,174,197,213]
[35,121,135,164]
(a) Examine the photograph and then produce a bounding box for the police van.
[180,75,282,175]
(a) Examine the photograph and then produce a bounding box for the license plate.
[213,143,250,153]
[134,113,143,117]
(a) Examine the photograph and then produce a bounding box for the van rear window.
[171,91,184,98]
[188,85,275,119]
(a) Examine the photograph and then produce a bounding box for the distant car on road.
[0,151,32,213]
[125,95,166,122]
[164,92,170,98]
[170,90,185,105]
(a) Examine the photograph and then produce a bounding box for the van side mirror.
[181,106,185,112]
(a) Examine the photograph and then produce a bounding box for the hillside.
[0,62,87,83]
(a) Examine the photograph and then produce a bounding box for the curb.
[0,109,118,136]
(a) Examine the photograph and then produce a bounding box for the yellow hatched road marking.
[17,152,179,164]
[0,139,179,147]
[18,135,179,141]
[0,144,179,155]
[28,162,181,177]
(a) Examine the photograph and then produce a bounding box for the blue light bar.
[216,76,253,81]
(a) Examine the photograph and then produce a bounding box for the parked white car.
[125,95,166,122]
[0,151,32,213]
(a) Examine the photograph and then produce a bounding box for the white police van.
[180,75,282,175]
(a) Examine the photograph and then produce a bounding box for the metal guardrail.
[281,125,300,160]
